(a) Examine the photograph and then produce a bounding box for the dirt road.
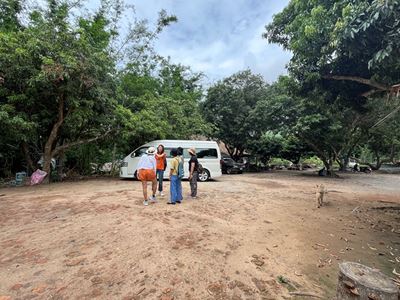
[0,172,399,299]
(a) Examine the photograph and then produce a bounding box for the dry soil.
[0,171,399,299]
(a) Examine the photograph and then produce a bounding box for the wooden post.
[337,262,399,300]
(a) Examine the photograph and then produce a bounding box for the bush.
[301,156,324,167]
[269,158,292,167]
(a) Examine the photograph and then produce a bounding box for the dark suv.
[221,157,244,174]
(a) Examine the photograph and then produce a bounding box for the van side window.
[197,148,218,159]
[131,147,147,158]
[165,148,174,158]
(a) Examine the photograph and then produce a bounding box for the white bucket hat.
[146,146,156,155]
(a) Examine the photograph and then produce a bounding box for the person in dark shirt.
[188,147,198,198]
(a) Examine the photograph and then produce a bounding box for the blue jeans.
[170,175,179,203]
[177,178,183,201]
[156,170,164,192]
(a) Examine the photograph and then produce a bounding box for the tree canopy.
[260,0,400,173]
[202,70,269,159]
[0,0,206,179]
[264,0,400,97]
[1,0,399,180]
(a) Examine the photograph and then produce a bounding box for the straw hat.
[188,147,196,155]
[146,146,156,155]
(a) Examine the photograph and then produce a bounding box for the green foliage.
[277,275,289,284]
[268,157,292,167]
[247,131,285,164]
[301,156,324,167]
[354,97,400,168]
[0,0,22,31]
[339,0,400,72]
[0,0,205,179]
[263,0,400,172]
[202,70,269,159]
[116,61,207,156]
[264,0,400,89]
[0,0,117,178]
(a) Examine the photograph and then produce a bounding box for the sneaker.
[150,195,157,203]
[176,200,181,204]
[167,202,176,205]
[143,200,149,206]
[158,192,165,197]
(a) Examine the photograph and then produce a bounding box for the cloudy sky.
[91,0,292,84]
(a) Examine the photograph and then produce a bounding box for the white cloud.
[88,0,292,83]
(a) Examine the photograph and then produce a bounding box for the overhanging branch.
[52,129,112,157]
[322,75,391,91]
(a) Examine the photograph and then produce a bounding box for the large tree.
[116,60,207,155]
[202,70,269,160]
[264,0,400,96]
[247,76,313,165]
[354,97,400,169]
[263,0,400,173]
[0,0,180,180]
[0,1,118,180]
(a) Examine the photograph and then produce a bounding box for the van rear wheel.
[198,169,210,182]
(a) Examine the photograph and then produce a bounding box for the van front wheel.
[198,169,210,182]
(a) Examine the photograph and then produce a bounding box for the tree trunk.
[323,158,337,177]
[322,159,329,173]
[110,143,116,176]
[292,156,301,165]
[226,144,235,158]
[232,147,242,161]
[339,156,350,172]
[336,262,398,300]
[352,156,387,171]
[22,142,36,174]
[57,151,65,181]
[42,94,65,183]
[42,151,52,183]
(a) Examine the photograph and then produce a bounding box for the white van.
[120,140,222,181]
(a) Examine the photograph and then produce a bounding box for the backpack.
[197,162,204,173]
[177,157,185,179]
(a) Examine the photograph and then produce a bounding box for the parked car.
[287,163,302,170]
[352,163,372,173]
[221,157,244,174]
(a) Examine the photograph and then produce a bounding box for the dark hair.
[157,144,165,154]
[177,147,183,156]
[170,148,178,157]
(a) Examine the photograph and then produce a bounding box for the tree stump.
[337,262,399,300]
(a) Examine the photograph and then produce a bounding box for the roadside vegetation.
[1,0,399,182]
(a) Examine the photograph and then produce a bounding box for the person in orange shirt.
[155,144,167,196]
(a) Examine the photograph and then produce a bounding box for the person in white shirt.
[137,147,157,206]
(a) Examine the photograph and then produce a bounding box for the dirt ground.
[0,171,399,300]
